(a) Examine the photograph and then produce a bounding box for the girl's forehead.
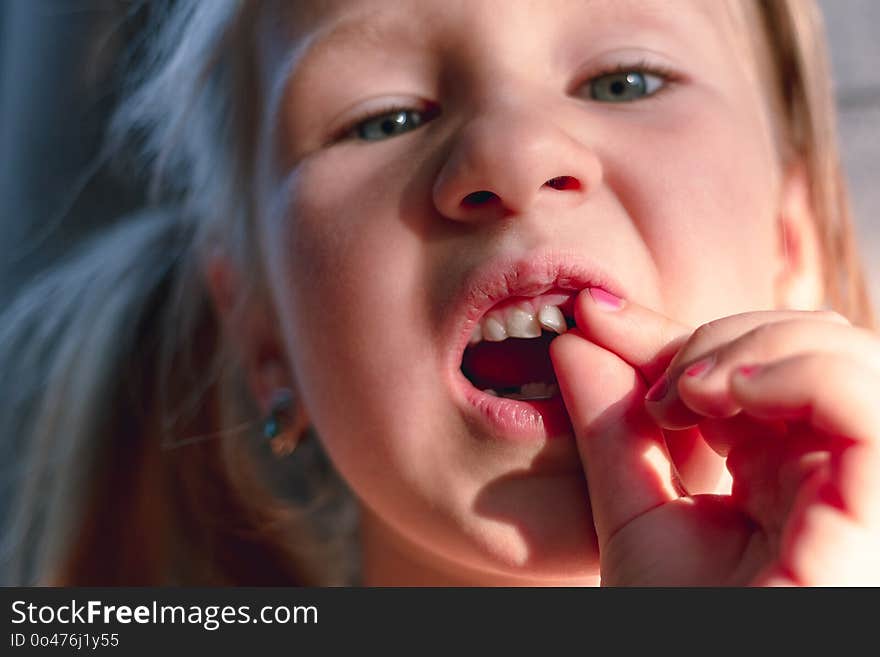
[280,0,735,32]
[255,0,764,124]
[260,0,751,73]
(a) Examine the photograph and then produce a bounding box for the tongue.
[461,333,557,390]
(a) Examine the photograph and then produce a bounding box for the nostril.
[545,176,581,191]
[462,190,499,208]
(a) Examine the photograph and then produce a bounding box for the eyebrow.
[266,0,731,146]
[274,0,725,88]
[306,14,417,58]
[275,11,425,95]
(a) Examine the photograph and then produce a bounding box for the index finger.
[575,290,852,431]
[565,292,727,492]
[573,288,692,384]
[574,288,702,429]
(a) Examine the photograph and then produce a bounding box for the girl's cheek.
[636,111,779,319]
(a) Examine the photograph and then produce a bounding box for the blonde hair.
[1,1,355,585]
[756,0,875,328]
[0,0,872,585]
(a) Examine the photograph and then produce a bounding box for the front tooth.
[482,315,508,341]
[469,324,483,345]
[505,305,541,338]
[538,305,567,334]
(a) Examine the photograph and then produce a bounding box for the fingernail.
[644,374,669,402]
[684,356,715,379]
[588,287,624,311]
[736,364,761,378]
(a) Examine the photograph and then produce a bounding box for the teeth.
[502,382,559,400]
[469,324,483,345]
[505,305,541,339]
[538,305,567,334]
[482,315,508,341]
[482,389,498,396]
[471,303,569,346]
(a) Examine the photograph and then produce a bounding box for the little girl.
[2,0,878,585]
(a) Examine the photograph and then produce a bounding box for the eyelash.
[335,60,678,142]
[335,103,438,142]
[586,59,679,97]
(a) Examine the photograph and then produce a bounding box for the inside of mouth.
[460,319,576,400]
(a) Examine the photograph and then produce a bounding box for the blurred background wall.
[0,0,877,306]
[0,1,146,306]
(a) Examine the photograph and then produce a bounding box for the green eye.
[355,108,426,141]
[590,71,665,103]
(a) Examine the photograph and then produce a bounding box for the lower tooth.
[502,382,559,400]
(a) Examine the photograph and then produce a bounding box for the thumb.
[574,288,692,384]
[549,329,681,547]
[574,288,705,430]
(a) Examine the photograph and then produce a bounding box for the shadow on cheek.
[471,451,598,566]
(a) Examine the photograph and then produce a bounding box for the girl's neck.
[358,505,601,587]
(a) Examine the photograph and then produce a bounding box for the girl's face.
[253,0,791,582]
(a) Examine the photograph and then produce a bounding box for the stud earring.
[262,388,301,457]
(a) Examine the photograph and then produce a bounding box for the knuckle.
[673,321,723,367]
[814,309,851,325]
[744,321,778,347]
[732,321,782,360]
[691,320,721,344]
[797,351,838,378]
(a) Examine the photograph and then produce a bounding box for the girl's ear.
[773,161,825,310]
[203,250,292,415]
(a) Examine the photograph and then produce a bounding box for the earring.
[262,388,301,457]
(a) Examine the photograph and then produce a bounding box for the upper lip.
[444,249,627,375]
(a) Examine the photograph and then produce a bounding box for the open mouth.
[460,290,576,400]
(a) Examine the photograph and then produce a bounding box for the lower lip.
[454,372,575,442]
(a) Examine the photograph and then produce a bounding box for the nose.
[432,105,602,222]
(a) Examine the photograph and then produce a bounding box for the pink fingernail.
[588,287,624,311]
[684,356,715,379]
[736,364,761,378]
[644,374,669,402]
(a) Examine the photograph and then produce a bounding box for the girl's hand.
[549,289,880,585]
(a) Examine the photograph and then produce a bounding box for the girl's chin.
[432,477,601,583]
[360,499,601,585]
